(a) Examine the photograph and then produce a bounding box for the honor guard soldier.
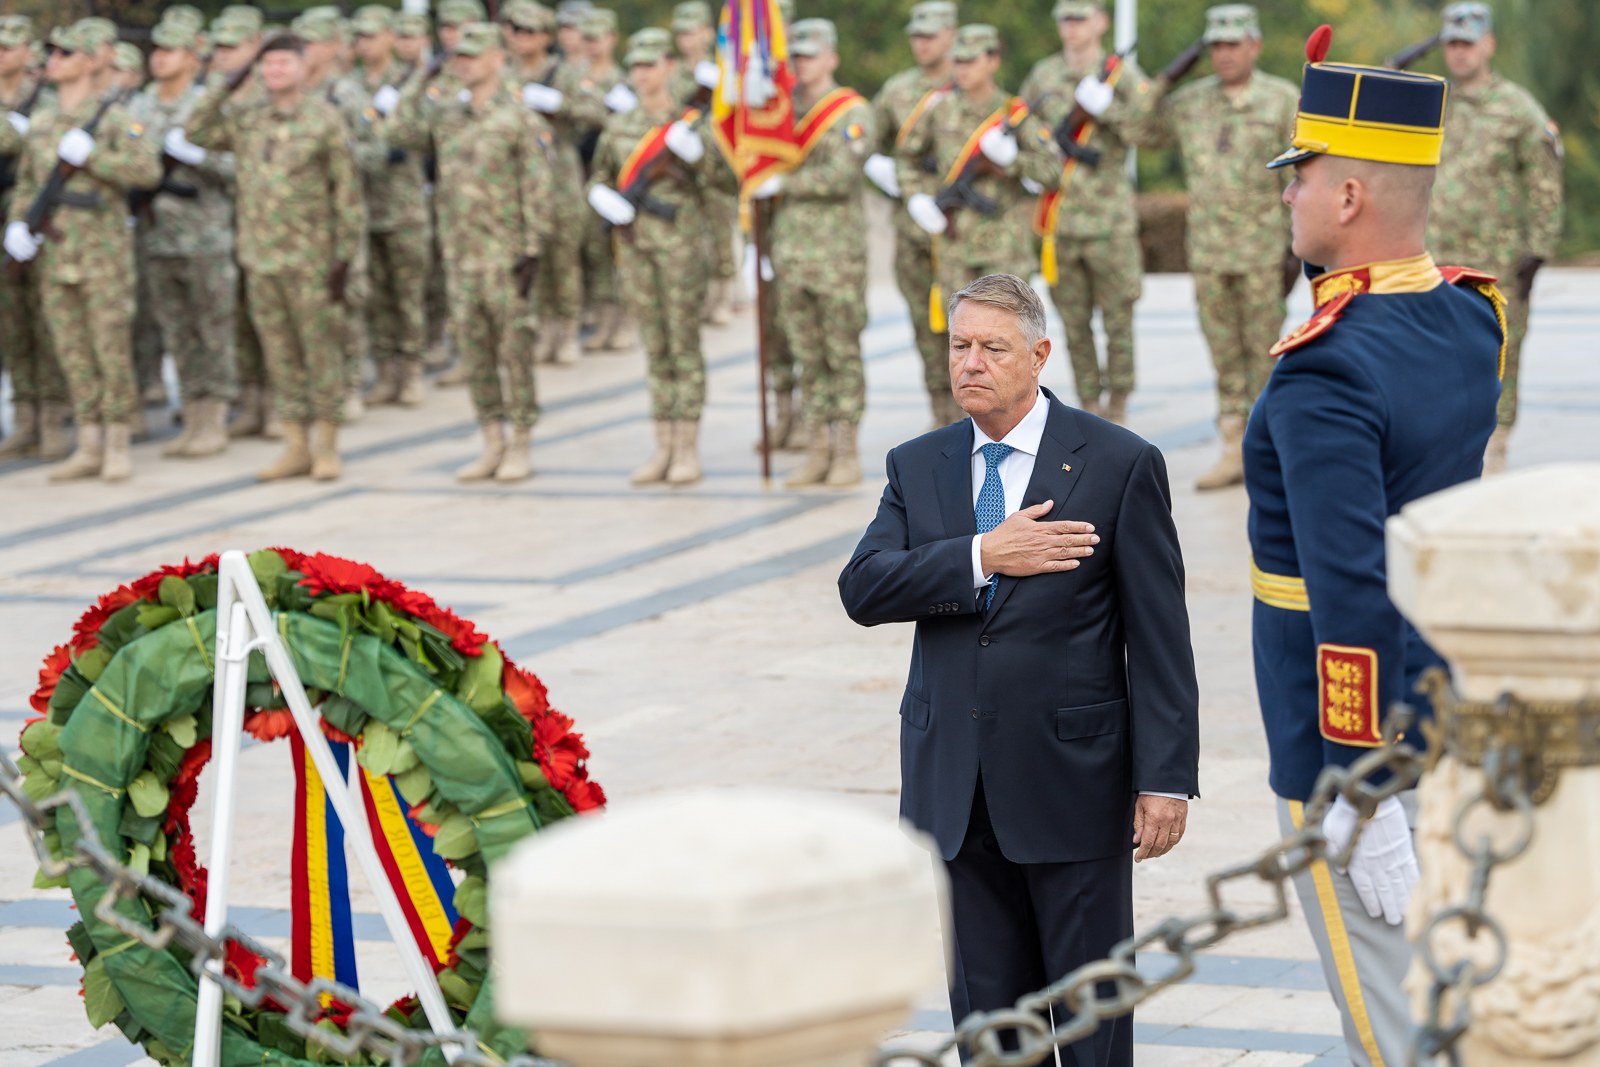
[868,0,960,429]
[1246,30,1504,1067]
[1427,1,1563,474]
[111,42,146,91]
[575,9,637,352]
[1022,0,1150,424]
[670,1,737,328]
[437,0,486,53]
[1140,4,1298,488]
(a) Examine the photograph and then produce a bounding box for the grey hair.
[948,273,1047,347]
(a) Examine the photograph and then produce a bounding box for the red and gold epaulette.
[1269,291,1354,358]
[1438,265,1498,287]
[1440,266,1510,380]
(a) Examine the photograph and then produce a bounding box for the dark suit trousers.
[948,775,1134,1067]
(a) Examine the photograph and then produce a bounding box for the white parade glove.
[6,111,27,136]
[5,220,39,261]
[693,60,720,89]
[603,81,638,113]
[164,127,207,166]
[979,125,1018,167]
[664,119,704,163]
[750,173,781,199]
[906,191,947,235]
[1074,75,1114,118]
[740,243,773,299]
[587,183,636,226]
[522,82,563,113]
[456,88,472,104]
[57,127,94,167]
[1021,176,1045,195]
[372,84,401,116]
[863,153,900,198]
[1322,794,1419,926]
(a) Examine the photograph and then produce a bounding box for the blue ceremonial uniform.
[1244,254,1503,802]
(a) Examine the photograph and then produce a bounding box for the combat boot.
[603,310,638,352]
[49,423,104,482]
[436,358,471,387]
[583,304,618,352]
[665,419,702,486]
[553,319,581,364]
[1106,392,1129,425]
[824,421,862,488]
[0,402,39,459]
[344,387,365,423]
[263,397,285,439]
[703,279,732,326]
[534,319,558,364]
[631,420,674,485]
[128,406,147,442]
[785,423,832,488]
[163,400,200,457]
[1195,415,1247,491]
[456,422,505,482]
[424,335,452,369]
[367,360,401,405]
[495,427,533,482]
[1482,424,1510,476]
[100,423,133,481]
[310,421,341,481]
[755,391,797,454]
[142,379,169,407]
[257,423,312,481]
[229,384,264,437]
[38,403,71,461]
[397,360,425,406]
[181,397,229,458]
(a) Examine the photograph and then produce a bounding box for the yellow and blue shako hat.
[1267,25,1447,170]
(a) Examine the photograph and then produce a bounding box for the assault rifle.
[1385,32,1440,71]
[933,97,1037,222]
[20,90,128,244]
[1050,38,1148,168]
[0,77,51,196]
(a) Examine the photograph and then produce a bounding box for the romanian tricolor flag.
[710,0,798,218]
[290,734,360,993]
[358,766,459,969]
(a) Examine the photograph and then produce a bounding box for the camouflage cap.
[163,4,207,31]
[438,0,489,26]
[211,6,264,46]
[152,19,204,50]
[906,1,957,36]
[580,8,617,37]
[789,18,835,57]
[291,6,344,42]
[396,12,430,36]
[77,16,120,52]
[0,15,32,49]
[453,19,503,54]
[557,0,593,27]
[1051,0,1103,20]
[671,1,711,32]
[220,4,264,30]
[1441,1,1491,43]
[1202,3,1259,44]
[112,41,144,70]
[623,26,671,65]
[951,22,999,60]
[352,5,396,35]
[775,0,794,24]
[503,0,556,32]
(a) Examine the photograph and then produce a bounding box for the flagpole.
[751,199,773,483]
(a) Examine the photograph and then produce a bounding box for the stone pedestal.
[1387,463,1600,1065]
[490,789,948,1067]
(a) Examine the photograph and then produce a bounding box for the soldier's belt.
[1250,557,1308,611]
[57,190,103,210]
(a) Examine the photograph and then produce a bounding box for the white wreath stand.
[194,550,460,1067]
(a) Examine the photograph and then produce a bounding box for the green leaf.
[66,920,96,965]
[151,828,167,863]
[435,968,480,1011]
[127,842,150,877]
[415,797,452,825]
[83,955,125,1028]
[256,1011,307,1058]
[431,811,479,860]
[146,730,186,784]
[453,946,486,984]
[73,645,113,684]
[356,720,401,777]
[249,550,287,596]
[158,575,196,617]
[162,714,198,749]
[136,605,182,631]
[20,718,62,761]
[118,806,162,847]
[33,866,68,889]
[42,829,63,860]
[455,928,489,952]
[360,599,398,644]
[275,571,314,611]
[455,643,504,714]
[16,753,41,776]
[144,1038,183,1067]
[321,695,370,740]
[188,571,219,610]
[22,771,58,803]
[477,698,533,762]
[128,770,170,818]
[48,664,91,723]
[389,736,419,777]
[532,786,575,825]
[393,762,433,805]
[96,601,148,654]
[453,876,488,927]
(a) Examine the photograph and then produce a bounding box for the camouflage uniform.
[510,49,587,340]
[669,3,739,315]
[565,11,626,314]
[1022,48,1151,406]
[186,81,365,426]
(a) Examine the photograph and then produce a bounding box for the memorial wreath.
[15,548,605,1066]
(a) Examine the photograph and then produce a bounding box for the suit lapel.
[984,396,1089,620]
[934,422,977,540]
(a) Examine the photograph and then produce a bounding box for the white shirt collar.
[971,389,1048,458]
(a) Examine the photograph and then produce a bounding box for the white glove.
[4,220,39,262]
[372,84,401,116]
[1021,176,1045,195]
[906,191,947,235]
[587,183,636,226]
[1322,795,1419,926]
[164,127,207,166]
[740,243,773,299]
[750,174,781,199]
[693,60,720,89]
[603,82,638,113]
[1074,75,1114,118]
[522,82,563,113]
[6,111,27,137]
[979,126,1018,167]
[664,120,703,163]
[863,153,900,198]
[57,127,94,167]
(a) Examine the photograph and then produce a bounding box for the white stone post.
[491,788,949,1067]
[1387,463,1600,1066]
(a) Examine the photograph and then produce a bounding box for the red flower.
[297,552,392,599]
[225,937,263,989]
[129,557,218,603]
[387,993,420,1019]
[71,585,142,653]
[30,644,72,713]
[266,546,308,572]
[244,709,295,742]
[501,661,550,723]
[562,777,607,813]
[170,738,212,792]
[321,719,357,746]
[320,998,357,1029]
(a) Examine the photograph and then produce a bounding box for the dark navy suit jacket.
[839,389,1200,864]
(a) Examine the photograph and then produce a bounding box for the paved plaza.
[3,212,1597,1067]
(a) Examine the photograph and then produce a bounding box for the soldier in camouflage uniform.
[112,43,146,92]
[187,31,365,482]
[1427,1,1564,474]
[1139,4,1297,488]
[869,1,959,428]
[758,20,874,490]
[114,38,168,419]
[5,19,163,482]
[392,11,451,370]
[127,17,241,460]
[0,14,69,462]
[389,21,556,482]
[576,9,637,351]
[1022,0,1150,424]
[587,31,722,486]
[671,0,737,328]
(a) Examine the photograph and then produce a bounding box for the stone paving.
[2,215,1596,1067]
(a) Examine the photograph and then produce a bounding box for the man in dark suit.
[839,273,1199,1067]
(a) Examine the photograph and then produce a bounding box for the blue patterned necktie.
[976,442,1015,610]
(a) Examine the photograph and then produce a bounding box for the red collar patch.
[1270,291,1354,358]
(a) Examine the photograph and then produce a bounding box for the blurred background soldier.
[128,15,240,460]
[869,0,958,428]
[5,19,162,482]
[1427,1,1564,475]
[394,10,452,374]
[1140,4,1297,489]
[671,0,736,328]
[187,31,364,483]
[116,36,169,427]
[577,9,638,353]
[1023,0,1149,425]
[437,0,486,53]
[388,21,554,483]
[586,30,717,486]
[555,1,592,59]
[0,14,69,463]
[757,19,873,489]
[111,42,145,92]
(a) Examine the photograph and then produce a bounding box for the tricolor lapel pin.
[1062,463,1072,472]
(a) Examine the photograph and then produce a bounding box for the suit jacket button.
[971,709,978,719]
[979,635,990,646]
